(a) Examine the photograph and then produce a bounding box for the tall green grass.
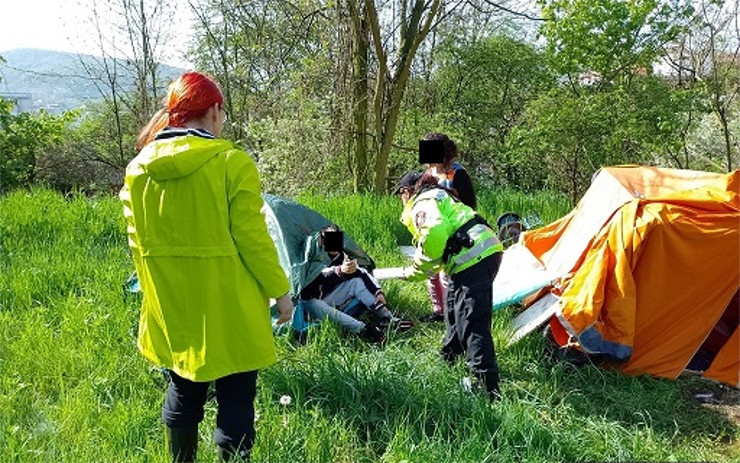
[1,188,737,462]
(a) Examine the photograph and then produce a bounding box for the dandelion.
[279,395,292,428]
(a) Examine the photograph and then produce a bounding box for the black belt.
[442,215,489,263]
[460,215,489,234]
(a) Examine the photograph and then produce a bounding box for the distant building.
[578,71,601,86]
[0,92,32,113]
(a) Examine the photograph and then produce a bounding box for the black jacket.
[299,252,381,301]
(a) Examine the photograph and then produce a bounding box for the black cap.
[393,171,422,195]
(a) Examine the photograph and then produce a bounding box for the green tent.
[262,194,375,298]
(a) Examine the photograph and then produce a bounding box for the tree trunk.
[717,107,734,171]
[365,0,441,192]
[348,2,370,192]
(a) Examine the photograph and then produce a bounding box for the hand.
[275,294,294,325]
[340,259,357,275]
[375,293,386,305]
[429,164,446,181]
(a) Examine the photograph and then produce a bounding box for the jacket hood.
[135,134,234,180]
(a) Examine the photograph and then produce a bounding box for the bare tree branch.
[476,0,544,22]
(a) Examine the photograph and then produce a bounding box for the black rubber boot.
[166,425,198,462]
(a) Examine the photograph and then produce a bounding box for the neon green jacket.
[120,133,289,382]
[400,187,503,281]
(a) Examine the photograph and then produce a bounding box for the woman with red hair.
[121,72,293,462]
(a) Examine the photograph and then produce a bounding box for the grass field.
[1,187,738,462]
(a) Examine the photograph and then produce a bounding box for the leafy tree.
[0,99,77,192]
[429,35,552,183]
[75,0,178,165]
[506,0,698,198]
[185,1,551,195]
[188,1,332,140]
[540,0,693,86]
[187,0,348,195]
[360,0,446,192]
[33,100,138,193]
[663,0,740,170]
[345,0,371,192]
[506,76,690,200]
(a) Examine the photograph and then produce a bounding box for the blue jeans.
[301,298,365,333]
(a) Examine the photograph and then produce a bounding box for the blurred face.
[213,104,227,137]
[400,188,412,204]
[426,163,444,177]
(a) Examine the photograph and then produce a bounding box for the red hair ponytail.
[135,72,224,150]
[166,72,224,126]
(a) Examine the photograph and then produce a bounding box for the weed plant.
[1,188,737,462]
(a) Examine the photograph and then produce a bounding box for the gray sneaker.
[461,376,474,394]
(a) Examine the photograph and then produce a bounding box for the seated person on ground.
[298,225,413,343]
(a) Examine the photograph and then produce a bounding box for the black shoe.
[378,317,415,332]
[291,329,308,345]
[360,325,386,344]
[461,375,501,401]
[420,312,444,323]
[394,318,414,332]
[479,372,502,402]
[219,446,250,462]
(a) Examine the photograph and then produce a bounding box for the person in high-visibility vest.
[394,170,504,400]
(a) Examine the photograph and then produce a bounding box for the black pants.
[162,370,258,454]
[441,253,502,376]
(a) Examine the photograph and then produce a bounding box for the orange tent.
[520,165,740,387]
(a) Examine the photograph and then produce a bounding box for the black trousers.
[441,253,502,376]
[162,369,258,453]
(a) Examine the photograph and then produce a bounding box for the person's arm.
[452,168,476,209]
[226,149,290,299]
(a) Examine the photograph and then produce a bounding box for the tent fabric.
[704,327,740,387]
[520,165,740,386]
[261,194,375,297]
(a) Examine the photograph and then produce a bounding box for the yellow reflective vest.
[401,187,503,281]
[120,131,289,382]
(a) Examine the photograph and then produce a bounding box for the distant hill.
[0,48,184,114]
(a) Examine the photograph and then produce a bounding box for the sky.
[0,0,194,68]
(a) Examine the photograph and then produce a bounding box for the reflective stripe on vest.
[448,225,503,273]
[452,237,501,267]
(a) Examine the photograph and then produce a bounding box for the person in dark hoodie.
[298,225,413,342]
[419,132,478,323]
[121,71,293,462]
